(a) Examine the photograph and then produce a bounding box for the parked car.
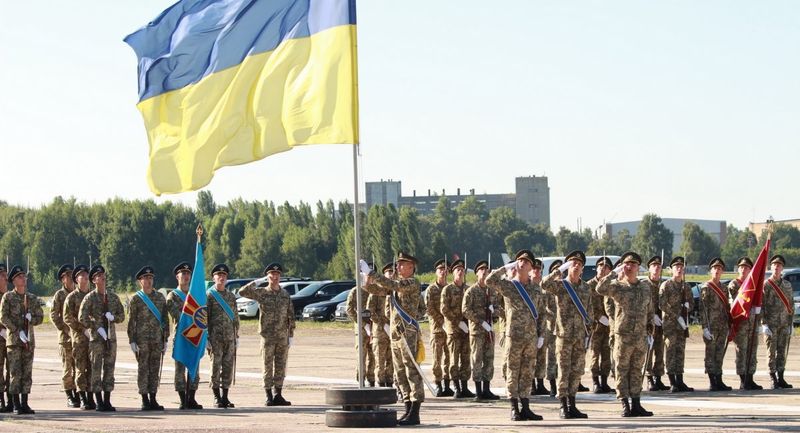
[302,290,350,321]
[335,301,348,322]
[776,268,800,325]
[290,280,355,318]
[236,279,316,318]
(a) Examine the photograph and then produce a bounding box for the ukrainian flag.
[125,0,359,195]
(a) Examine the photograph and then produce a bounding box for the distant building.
[749,218,800,235]
[365,176,550,227]
[604,218,727,253]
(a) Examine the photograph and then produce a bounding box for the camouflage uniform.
[496,295,507,379]
[441,282,471,382]
[128,290,169,394]
[587,276,611,378]
[346,286,375,384]
[424,282,449,383]
[538,293,558,381]
[762,277,794,374]
[367,293,393,385]
[727,279,759,374]
[461,282,498,382]
[206,288,239,390]
[0,291,44,394]
[51,284,76,392]
[167,288,200,391]
[659,279,693,375]
[0,293,6,397]
[644,278,665,377]
[603,294,616,376]
[238,284,294,390]
[699,281,730,375]
[64,289,92,393]
[79,290,125,392]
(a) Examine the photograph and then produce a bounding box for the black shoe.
[141,393,151,411]
[460,380,475,398]
[66,390,80,408]
[482,381,500,400]
[272,387,291,406]
[520,398,543,421]
[678,374,694,392]
[78,391,91,410]
[770,372,781,389]
[510,398,522,421]
[265,389,274,407]
[739,374,748,390]
[577,382,589,392]
[747,374,763,390]
[17,394,34,415]
[559,397,573,419]
[453,379,463,399]
[0,392,12,413]
[213,388,225,408]
[103,391,116,412]
[149,392,164,411]
[652,376,669,391]
[178,391,188,409]
[434,381,444,397]
[86,391,97,410]
[534,378,550,395]
[592,376,602,393]
[441,379,455,397]
[549,379,557,398]
[778,371,793,389]
[621,398,632,417]
[398,401,412,422]
[708,373,721,392]
[631,397,653,417]
[473,381,483,402]
[94,392,106,411]
[568,396,588,418]
[600,375,614,393]
[221,388,235,408]
[187,390,203,409]
[398,401,420,426]
[717,374,732,391]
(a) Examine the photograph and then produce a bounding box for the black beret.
[669,256,685,267]
[7,265,24,283]
[396,251,418,264]
[72,264,89,282]
[0,263,6,274]
[736,257,753,268]
[449,259,465,273]
[532,258,543,269]
[473,260,489,271]
[134,265,152,280]
[90,264,106,281]
[433,259,447,270]
[549,259,563,273]
[621,252,642,265]
[514,249,535,264]
[770,254,786,266]
[382,262,395,274]
[211,263,230,276]
[173,261,192,275]
[595,256,613,268]
[565,250,586,265]
[708,257,725,269]
[57,264,74,280]
[263,263,283,275]
[646,256,662,267]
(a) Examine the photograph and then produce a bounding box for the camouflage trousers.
[590,325,612,377]
[136,341,162,394]
[446,331,470,381]
[261,335,289,389]
[703,326,727,375]
[469,331,494,382]
[353,331,375,383]
[89,340,117,392]
[499,332,507,380]
[766,326,792,373]
[608,322,616,377]
[372,324,393,383]
[0,340,7,392]
[534,332,557,380]
[645,325,665,377]
[7,345,33,394]
[613,334,647,399]
[430,331,449,382]
[504,336,536,399]
[174,360,200,392]
[72,340,91,391]
[664,331,688,374]
[733,319,758,375]
[209,337,235,389]
[59,342,76,391]
[556,336,586,398]
[391,327,424,402]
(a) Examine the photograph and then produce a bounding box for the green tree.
[555,227,592,255]
[680,222,720,266]
[631,214,673,259]
[721,225,757,268]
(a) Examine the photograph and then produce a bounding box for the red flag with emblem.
[728,237,770,341]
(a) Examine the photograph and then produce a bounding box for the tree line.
[0,192,797,295]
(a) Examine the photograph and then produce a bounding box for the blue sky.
[1,1,797,232]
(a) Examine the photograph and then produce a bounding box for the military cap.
[621,251,642,265]
[90,264,106,280]
[532,258,543,269]
[263,262,283,275]
[549,259,563,273]
[211,263,230,276]
[736,257,753,268]
[613,258,622,268]
[565,250,586,265]
[596,256,613,268]
[449,259,465,272]
[0,263,5,274]
[381,262,395,274]
[708,257,725,269]
[72,264,89,282]
[433,259,447,270]
[514,249,535,265]
[57,264,74,280]
[7,265,25,283]
[173,261,192,275]
[134,265,152,280]
[770,254,786,266]
[473,260,489,271]
[646,256,662,267]
[396,251,418,264]
[669,256,685,267]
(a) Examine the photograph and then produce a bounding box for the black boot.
[103,391,116,412]
[510,398,522,421]
[94,392,108,411]
[442,379,455,397]
[559,397,573,419]
[398,400,412,422]
[79,391,91,410]
[668,373,679,392]
[534,378,549,395]
[520,398,543,421]
[483,381,500,400]
[434,381,444,397]
[0,392,12,413]
[600,375,614,393]
[265,389,274,406]
[149,392,164,411]
[221,388,235,408]
[678,374,694,392]
[621,397,632,417]
[568,396,588,418]
[739,374,748,390]
[549,379,557,398]
[187,390,203,409]
[770,372,780,389]
[647,375,656,391]
[86,391,97,410]
[592,375,602,393]
[141,393,151,411]
[652,376,669,391]
[717,374,732,391]
[530,380,537,396]
[631,397,653,417]
[473,381,483,401]
[460,380,475,398]
[747,374,763,390]
[18,394,34,415]
[178,391,187,409]
[708,373,721,391]
[778,371,793,389]
[398,401,420,426]
[272,387,291,406]
[213,388,224,408]
[577,382,589,392]
[65,390,79,408]
[453,379,463,398]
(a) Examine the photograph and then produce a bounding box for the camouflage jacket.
[596,273,653,337]
[166,288,190,331]
[587,276,607,325]
[346,286,371,333]
[424,281,446,334]
[644,277,663,316]
[51,285,74,344]
[64,289,93,344]
[495,295,506,336]
[698,280,730,333]
[0,290,44,348]
[485,268,544,340]
[238,284,293,338]
[205,288,239,341]
[127,290,169,347]
[659,279,693,335]
[79,290,125,342]
[440,282,468,335]
[366,293,389,326]
[461,283,499,336]
[541,271,593,339]
[762,277,794,329]
[364,273,421,336]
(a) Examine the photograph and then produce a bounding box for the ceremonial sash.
[135,290,163,325]
[561,279,591,326]
[767,279,793,315]
[511,280,538,321]
[172,288,187,302]
[207,289,236,322]
[707,281,731,320]
[390,294,420,331]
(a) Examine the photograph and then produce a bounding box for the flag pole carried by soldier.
[659,256,694,392]
[346,265,376,387]
[63,264,96,410]
[368,263,395,389]
[699,258,733,391]
[440,258,474,399]
[461,259,500,402]
[425,258,453,397]
[0,263,11,413]
[205,263,239,408]
[762,254,794,389]
[51,264,81,408]
[167,261,203,409]
[727,256,762,390]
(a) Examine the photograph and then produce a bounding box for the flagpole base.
[325,387,397,428]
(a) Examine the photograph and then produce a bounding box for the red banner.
[728,237,770,342]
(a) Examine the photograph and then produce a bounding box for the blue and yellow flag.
[125,0,359,195]
[172,241,208,380]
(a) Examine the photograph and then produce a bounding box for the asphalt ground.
[1,325,798,432]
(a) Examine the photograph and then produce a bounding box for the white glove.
[537,337,544,348]
[84,329,91,339]
[504,261,518,271]
[488,305,494,313]
[558,260,573,273]
[653,314,663,327]
[359,259,371,276]
[130,342,139,353]
[288,337,293,347]
[647,335,654,347]
[0,329,6,339]
[364,324,372,337]
[19,330,28,343]
[761,325,772,336]
[612,264,625,274]
[599,316,609,326]
[97,327,108,340]
[458,321,469,333]
[254,276,269,285]
[104,312,114,321]
[703,328,713,340]
[677,316,688,330]
[235,338,239,348]
[751,306,761,315]
[481,321,492,332]
[383,324,390,335]
[25,313,31,321]
[683,302,690,309]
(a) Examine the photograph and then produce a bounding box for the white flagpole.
[352,143,365,389]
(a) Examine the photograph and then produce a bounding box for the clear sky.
[1,1,798,232]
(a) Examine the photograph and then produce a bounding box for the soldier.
[424,259,452,397]
[762,254,794,389]
[0,265,44,415]
[128,266,169,411]
[603,259,620,385]
[346,268,376,387]
[727,257,762,390]
[529,259,549,396]
[587,257,613,394]
[63,264,95,410]
[79,265,125,411]
[659,256,694,392]
[542,260,559,397]
[541,250,592,419]
[486,250,545,422]
[51,264,81,407]
[167,262,203,409]
[441,259,474,398]
[462,259,500,401]
[0,264,10,413]
[699,257,732,391]
[362,252,424,426]
[643,256,669,391]
[368,263,394,388]
[596,252,654,417]
[205,264,239,408]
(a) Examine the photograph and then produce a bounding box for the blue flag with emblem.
[173,241,208,381]
[512,280,539,320]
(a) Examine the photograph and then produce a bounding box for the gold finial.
[766,216,775,239]
[196,223,204,242]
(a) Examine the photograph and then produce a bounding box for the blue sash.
[561,279,591,326]
[135,290,163,325]
[511,280,539,321]
[390,294,420,331]
[207,289,236,322]
[172,288,187,302]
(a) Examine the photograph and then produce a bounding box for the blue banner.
[172,242,208,381]
[136,290,163,325]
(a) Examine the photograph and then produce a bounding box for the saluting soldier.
[346,265,376,387]
[0,264,10,413]
[603,259,620,386]
[643,256,669,391]
[362,252,424,426]
[727,257,762,390]
[368,263,394,388]
[529,258,550,396]
[79,265,125,411]
[587,256,613,394]
[441,259,474,398]
[51,264,81,408]
[461,260,500,401]
[596,252,654,417]
[0,265,44,415]
[166,262,203,409]
[425,259,452,397]
[239,263,295,406]
[486,250,545,422]
[699,257,732,391]
[206,263,239,408]
[542,260,559,397]
[63,264,95,410]
[762,254,794,389]
[659,256,694,392]
[128,266,169,411]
